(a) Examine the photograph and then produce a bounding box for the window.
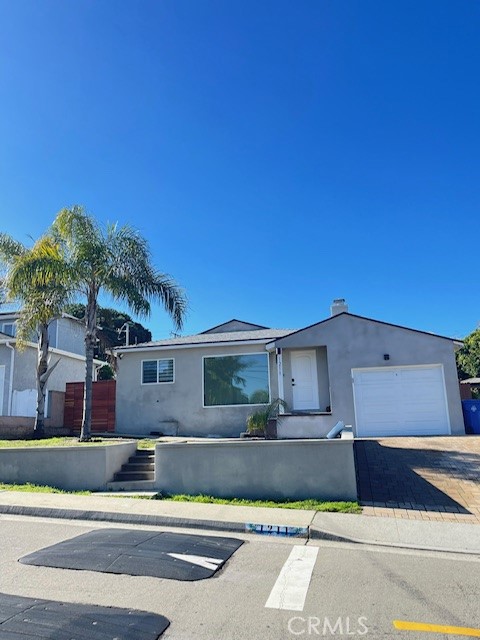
[203,353,270,407]
[142,359,174,384]
[2,323,16,337]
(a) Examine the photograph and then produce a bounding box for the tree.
[65,303,152,356]
[0,234,70,437]
[51,206,187,441]
[456,328,480,380]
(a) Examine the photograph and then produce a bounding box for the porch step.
[113,448,155,483]
[105,480,156,492]
[114,471,154,481]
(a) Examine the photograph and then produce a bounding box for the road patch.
[19,528,243,581]
[0,592,169,639]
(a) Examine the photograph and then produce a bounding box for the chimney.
[331,298,348,316]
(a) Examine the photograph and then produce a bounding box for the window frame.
[202,351,271,409]
[2,322,16,337]
[141,358,175,385]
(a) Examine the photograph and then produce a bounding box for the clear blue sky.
[0,0,478,340]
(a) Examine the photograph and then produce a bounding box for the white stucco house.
[114,300,465,439]
[0,310,91,419]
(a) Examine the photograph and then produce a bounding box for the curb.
[2,504,478,554]
[309,526,480,556]
[0,504,310,538]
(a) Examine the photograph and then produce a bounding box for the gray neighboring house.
[114,300,465,438]
[0,311,89,418]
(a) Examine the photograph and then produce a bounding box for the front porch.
[271,344,337,438]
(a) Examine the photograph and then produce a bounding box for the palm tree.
[51,206,187,441]
[0,234,70,437]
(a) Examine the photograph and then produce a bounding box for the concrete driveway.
[355,436,480,523]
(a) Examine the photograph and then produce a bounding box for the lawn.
[153,493,361,513]
[0,482,90,495]
[0,437,151,448]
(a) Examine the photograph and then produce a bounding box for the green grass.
[135,438,158,449]
[0,482,90,495]
[152,493,361,513]
[0,437,133,448]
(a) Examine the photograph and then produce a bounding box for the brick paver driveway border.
[354,436,480,523]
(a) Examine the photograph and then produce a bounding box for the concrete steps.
[112,449,155,484]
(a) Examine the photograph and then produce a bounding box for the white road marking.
[167,553,224,571]
[265,545,319,611]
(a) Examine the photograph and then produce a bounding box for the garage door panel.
[353,365,450,437]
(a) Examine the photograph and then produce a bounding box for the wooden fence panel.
[64,380,116,432]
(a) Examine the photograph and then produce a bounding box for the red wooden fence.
[64,380,116,433]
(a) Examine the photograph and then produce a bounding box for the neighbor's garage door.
[352,365,450,437]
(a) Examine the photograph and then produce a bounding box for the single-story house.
[114,299,465,438]
[0,310,95,419]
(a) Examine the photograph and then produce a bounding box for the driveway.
[355,436,480,523]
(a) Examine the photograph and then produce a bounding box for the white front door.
[0,365,5,416]
[291,350,319,410]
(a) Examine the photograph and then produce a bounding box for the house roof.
[460,378,480,385]
[200,319,270,334]
[267,312,463,347]
[116,328,294,352]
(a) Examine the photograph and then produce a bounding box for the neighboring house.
[114,300,465,438]
[0,311,92,418]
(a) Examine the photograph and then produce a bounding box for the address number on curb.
[245,523,308,537]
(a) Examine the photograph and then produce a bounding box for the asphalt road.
[0,514,479,640]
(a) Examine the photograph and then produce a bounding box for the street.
[0,514,479,639]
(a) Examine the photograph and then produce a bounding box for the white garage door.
[352,365,450,437]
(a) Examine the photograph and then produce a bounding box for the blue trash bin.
[462,400,480,434]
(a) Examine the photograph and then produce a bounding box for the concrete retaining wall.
[0,441,137,490]
[154,435,357,501]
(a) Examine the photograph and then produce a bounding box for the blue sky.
[0,0,478,340]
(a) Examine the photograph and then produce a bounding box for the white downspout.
[6,341,15,416]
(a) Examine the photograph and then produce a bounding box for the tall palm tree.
[52,206,187,441]
[0,234,70,437]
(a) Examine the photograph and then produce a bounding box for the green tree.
[0,234,70,437]
[51,206,187,441]
[456,328,480,380]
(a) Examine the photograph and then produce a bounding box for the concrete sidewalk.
[0,491,479,554]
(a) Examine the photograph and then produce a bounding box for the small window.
[2,323,16,337]
[142,359,174,384]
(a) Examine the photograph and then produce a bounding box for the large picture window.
[142,359,174,384]
[203,353,270,407]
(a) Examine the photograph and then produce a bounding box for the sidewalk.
[1,491,480,554]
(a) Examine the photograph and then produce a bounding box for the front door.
[291,350,319,411]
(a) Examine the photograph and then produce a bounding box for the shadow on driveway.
[354,438,480,515]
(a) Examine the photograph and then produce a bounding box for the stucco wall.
[116,343,278,437]
[275,314,464,436]
[12,347,85,402]
[0,441,136,490]
[154,436,357,501]
[55,318,86,356]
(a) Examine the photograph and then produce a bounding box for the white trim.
[202,352,271,409]
[351,363,451,437]
[0,338,101,365]
[141,357,175,385]
[0,364,5,416]
[116,338,273,354]
[55,318,59,349]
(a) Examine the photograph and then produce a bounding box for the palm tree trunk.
[33,323,49,438]
[80,289,97,441]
